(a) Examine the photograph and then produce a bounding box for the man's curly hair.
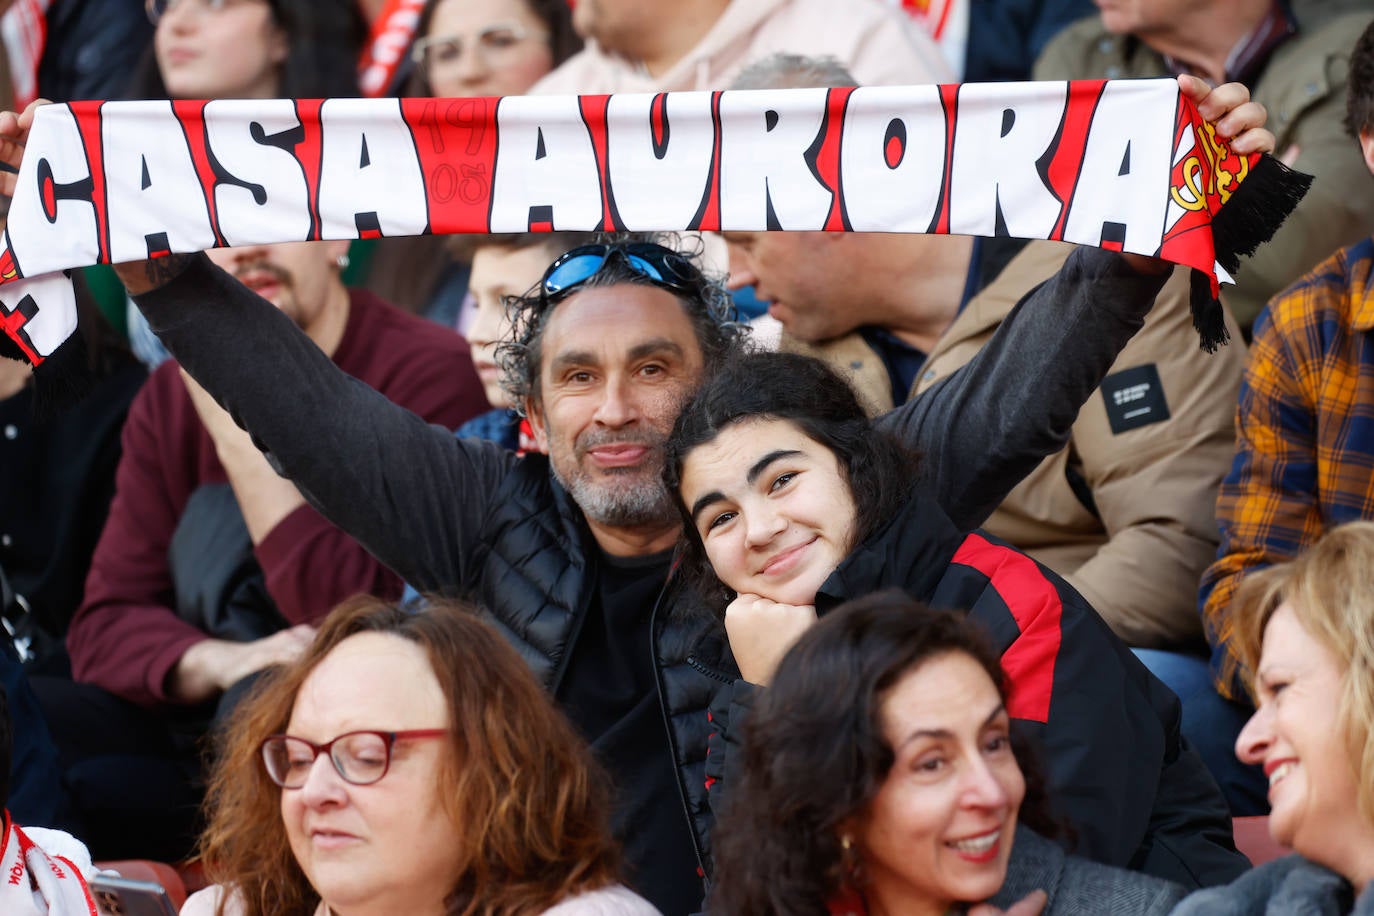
[495,233,749,412]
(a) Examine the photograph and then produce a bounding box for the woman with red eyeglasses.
[181,595,658,916]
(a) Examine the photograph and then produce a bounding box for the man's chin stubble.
[557,467,678,529]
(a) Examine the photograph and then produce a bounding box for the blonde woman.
[1172,521,1374,914]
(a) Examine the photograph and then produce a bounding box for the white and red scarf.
[1,0,52,111]
[357,0,427,98]
[890,0,969,79]
[0,811,98,916]
[0,79,1307,389]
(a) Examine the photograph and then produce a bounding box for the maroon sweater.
[68,289,485,707]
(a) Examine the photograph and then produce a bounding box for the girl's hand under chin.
[724,593,818,686]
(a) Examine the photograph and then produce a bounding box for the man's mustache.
[576,428,667,451]
[235,260,293,290]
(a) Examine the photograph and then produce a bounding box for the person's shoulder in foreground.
[1171,854,1374,916]
[990,827,1188,916]
[540,883,663,915]
[181,882,662,916]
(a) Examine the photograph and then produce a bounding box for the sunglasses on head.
[540,243,701,304]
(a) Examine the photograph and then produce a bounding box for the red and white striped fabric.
[0,811,98,916]
[1,0,52,110]
[0,80,1301,369]
[357,0,427,97]
[887,0,969,78]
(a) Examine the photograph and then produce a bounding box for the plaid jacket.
[1199,236,1374,700]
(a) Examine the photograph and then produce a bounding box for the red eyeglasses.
[260,729,448,788]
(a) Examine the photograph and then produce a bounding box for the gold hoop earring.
[840,833,863,884]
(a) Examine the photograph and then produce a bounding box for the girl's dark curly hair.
[708,590,1063,915]
[662,350,921,612]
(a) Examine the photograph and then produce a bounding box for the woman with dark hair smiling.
[663,350,1246,889]
[709,591,1187,915]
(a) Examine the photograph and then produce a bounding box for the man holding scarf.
[0,79,1271,913]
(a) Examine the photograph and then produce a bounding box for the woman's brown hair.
[197,595,620,916]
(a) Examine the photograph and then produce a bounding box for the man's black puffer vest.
[464,454,733,882]
[465,455,591,687]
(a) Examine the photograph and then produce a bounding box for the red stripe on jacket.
[951,533,1062,724]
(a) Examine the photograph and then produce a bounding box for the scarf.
[358,0,427,97]
[889,0,968,78]
[0,811,97,916]
[0,79,1308,401]
[0,0,52,111]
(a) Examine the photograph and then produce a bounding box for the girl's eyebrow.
[690,489,725,525]
[746,449,803,485]
[688,450,803,526]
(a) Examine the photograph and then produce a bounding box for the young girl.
[663,350,1244,888]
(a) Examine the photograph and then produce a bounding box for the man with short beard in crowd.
[0,77,1270,912]
[29,239,486,862]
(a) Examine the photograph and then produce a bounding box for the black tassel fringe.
[1189,269,1230,354]
[28,333,93,419]
[1188,154,1313,352]
[1210,154,1314,274]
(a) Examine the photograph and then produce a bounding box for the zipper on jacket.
[648,576,711,890]
[686,654,734,685]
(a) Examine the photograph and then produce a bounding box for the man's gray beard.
[554,465,680,529]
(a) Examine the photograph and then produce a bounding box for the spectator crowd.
[0,0,1373,914]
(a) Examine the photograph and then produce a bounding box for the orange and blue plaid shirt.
[1199,236,1374,701]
